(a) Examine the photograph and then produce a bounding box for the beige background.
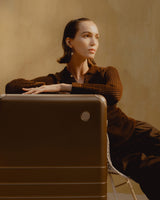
[0,0,160,128]
[1,0,160,130]
[0,0,159,196]
[1,0,160,128]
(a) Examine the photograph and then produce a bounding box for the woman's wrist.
[60,83,72,92]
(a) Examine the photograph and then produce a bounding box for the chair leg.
[127,179,138,200]
[108,173,138,200]
[108,173,119,200]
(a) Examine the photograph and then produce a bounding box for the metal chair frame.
[107,134,138,200]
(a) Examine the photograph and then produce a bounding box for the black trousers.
[110,120,160,200]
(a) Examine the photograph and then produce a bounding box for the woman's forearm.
[60,83,72,92]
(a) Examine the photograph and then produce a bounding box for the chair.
[107,134,138,200]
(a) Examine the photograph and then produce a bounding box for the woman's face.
[67,21,99,59]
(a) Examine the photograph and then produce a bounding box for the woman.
[6,18,160,200]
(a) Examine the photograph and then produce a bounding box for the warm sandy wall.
[1,0,159,196]
[1,0,159,129]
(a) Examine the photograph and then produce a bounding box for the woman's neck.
[67,57,89,83]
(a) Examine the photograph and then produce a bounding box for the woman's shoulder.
[92,65,119,73]
[53,66,68,78]
[49,66,70,83]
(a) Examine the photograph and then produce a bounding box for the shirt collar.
[62,64,98,77]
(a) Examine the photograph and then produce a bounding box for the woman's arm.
[5,74,57,94]
[71,66,123,105]
[22,83,72,94]
[5,66,122,106]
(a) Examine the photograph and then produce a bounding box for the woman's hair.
[57,17,96,65]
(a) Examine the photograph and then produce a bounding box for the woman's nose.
[90,37,98,46]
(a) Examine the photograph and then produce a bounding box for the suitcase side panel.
[0,95,107,199]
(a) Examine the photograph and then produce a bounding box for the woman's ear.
[65,37,72,48]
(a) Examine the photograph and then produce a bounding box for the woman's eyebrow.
[81,31,91,34]
[81,31,99,35]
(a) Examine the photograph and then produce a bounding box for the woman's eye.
[96,35,100,39]
[83,34,90,38]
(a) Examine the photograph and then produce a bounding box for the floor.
[107,193,148,200]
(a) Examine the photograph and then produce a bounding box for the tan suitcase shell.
[0,94,107,200]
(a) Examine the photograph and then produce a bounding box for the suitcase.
[0,94,107,200]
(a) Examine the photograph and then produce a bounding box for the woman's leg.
[138,162,160,200]
[110,120,160,200]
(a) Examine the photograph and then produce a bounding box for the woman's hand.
[22,83,72,94]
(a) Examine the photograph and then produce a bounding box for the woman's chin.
[87,54,95,59]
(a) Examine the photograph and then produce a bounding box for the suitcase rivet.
[80,111,90,122]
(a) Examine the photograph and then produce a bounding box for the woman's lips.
[88,49,96,54]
